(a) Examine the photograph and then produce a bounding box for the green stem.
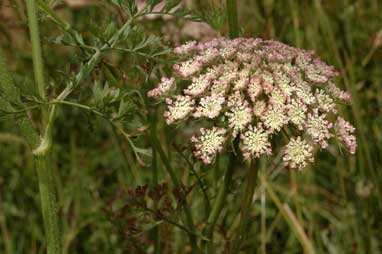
[35,156,61,254]
[150,109,161,254]
[226,0,239,38]
[263,178,314,254]
[25,0,48,126]
[232,160,258,253]
[25,1,61,253]
[202,155,236,252]
[25,0,45,100]
[151,133,198,254]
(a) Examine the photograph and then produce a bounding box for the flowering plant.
[149,38,356,169]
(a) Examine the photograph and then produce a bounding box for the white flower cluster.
[148,38,356,169]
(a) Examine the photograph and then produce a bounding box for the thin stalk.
[25,0,45,101]
[290,169,303,224]
[202,155,236,252]
[25,1,61,254]
[152,149,161,254]
[232,160,258,253]
[176,149,211,216]
[150,109,161,254]
[111,125,138,183]
[260,182,266,254]
[263,178,314,254]
[260,159,267,254]
[226,0,239,38]
[151,133,198,254]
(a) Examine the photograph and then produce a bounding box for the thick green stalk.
[25,1,61,254]
[35,156,61,254]
[232,160,258,253]
[202,155,236,252]
[226,0,239,38]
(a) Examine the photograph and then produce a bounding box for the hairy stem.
[35,156,61,254]
[226,0,239,38]
[25,0,48,124]
[25,1,61,253]
[232,160,258,253]
[202,155,236,252]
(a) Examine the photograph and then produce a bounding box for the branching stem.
[25,1,61,254]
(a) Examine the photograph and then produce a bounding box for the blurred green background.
[0,0,381,253]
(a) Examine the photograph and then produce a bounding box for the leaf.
[103,22,118,41]
[92,81,105,108]
[140,220,163,232]
[0,51,21,104]
[133,35,159,51]
[133,145,153,157]
[119,24,132,42]
[117,99,134,119]
[163,0,182,12]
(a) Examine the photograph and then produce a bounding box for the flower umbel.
[283,137,314,169]
[147,77,175,97]
[240,125,272,159]
[335,117,357,154]
[164,95,194,124]
[191,127,226,164]
[194,95,225,119]
[149,38,357,169]
[306,109,333,148]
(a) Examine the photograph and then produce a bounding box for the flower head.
[328,82,351,102]
[306,109,332,148]
[335,117,357,154]
[283,137,314,169]
[173,41,197,55]
[225,92,252,136]
[253,100,267,117]
[262,105,287,133]
[194,95,225,119]
[240,125,272,159]
[315,89,337,113]
[147,77,175,97]
[191,127,226,164]
[164,95,194,124]
[247,75,263,102]
[173,59,202,77]
[149,38,356,168]
[184,75,211,96]
[287,99,307,130]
